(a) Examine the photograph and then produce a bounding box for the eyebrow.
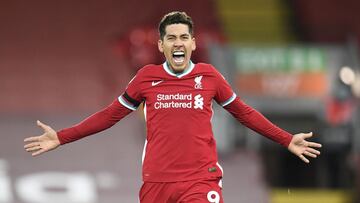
[165,33,191,38]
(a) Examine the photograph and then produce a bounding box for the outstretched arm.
[24,99,132,156]
[223,97,321,163]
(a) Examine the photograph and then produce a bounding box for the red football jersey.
[119,62,235,182]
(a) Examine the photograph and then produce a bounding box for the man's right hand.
[24,120,61,156]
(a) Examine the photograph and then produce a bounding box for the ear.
[158,39,164,53]
[192,37,196,51]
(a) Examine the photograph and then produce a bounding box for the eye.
[181,35,189,40]
[166,36,175,41]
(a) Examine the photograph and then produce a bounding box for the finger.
[306,147,321,155]
[24,142,40,149]
[32,148,47,156]
[299,155,309,163]
[307,142,322,148]
[24,136,40,142]
[304,151,317,158]
[302,132,313,139]
[37,120,49,131]
[26,146,42,152]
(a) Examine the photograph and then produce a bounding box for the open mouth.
[172,51,185,64]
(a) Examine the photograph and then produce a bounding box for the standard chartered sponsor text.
[155,93,193,109]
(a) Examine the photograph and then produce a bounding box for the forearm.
[223,97,292,147]
[57,99,132,145]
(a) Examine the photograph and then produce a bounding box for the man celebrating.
[24,11,321,203]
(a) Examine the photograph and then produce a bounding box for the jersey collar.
[162,61,195,78]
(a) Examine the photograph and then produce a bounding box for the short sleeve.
[213,66,236,107]
[118,70,144,111]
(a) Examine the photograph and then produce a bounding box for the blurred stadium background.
[1,0,360,202]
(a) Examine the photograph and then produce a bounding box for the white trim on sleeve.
[220,93,236,107]
[118,96,137,111]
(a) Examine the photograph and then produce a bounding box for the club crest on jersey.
[194,75,203,89]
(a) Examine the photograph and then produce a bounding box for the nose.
[173,38,184,47]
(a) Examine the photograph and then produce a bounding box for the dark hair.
[158,11,194,40]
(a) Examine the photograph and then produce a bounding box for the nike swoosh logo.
[152,80,163,86]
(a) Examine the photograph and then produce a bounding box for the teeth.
[173,51,185,64]
[173,51,184,56]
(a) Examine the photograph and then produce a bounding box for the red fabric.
[224,97,293,147]
[120,62,232,182]
[57,99,132,145]
[56,62,292,184]
[139,178,223,203]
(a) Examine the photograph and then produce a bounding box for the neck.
[167,61,190,74]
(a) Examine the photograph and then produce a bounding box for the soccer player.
[24,11,322,203]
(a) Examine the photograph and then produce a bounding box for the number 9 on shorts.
[207,191,220,203]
